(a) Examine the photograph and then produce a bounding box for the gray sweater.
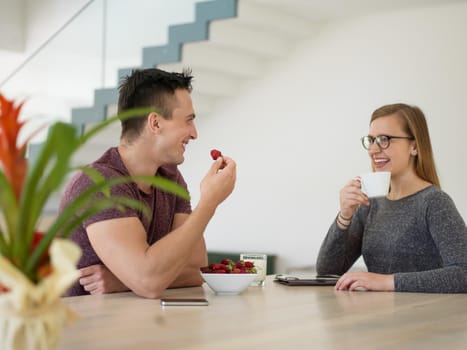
[316,185,467,293]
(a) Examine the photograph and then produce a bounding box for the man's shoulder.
[70,148,126,186]
[91,147,128,177]
[59,148,128,207]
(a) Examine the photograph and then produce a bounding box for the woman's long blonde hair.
[371,103,440,188]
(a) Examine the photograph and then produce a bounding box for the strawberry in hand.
[210,149,222,160]
[210,149,226,169]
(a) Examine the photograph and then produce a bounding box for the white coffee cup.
[360,171,391,198]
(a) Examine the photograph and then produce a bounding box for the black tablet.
[274,274,339,286]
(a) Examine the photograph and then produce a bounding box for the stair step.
[208,19,292,58]
[168,21,209,44]
[196,0,238,22]
[164,42,265,78]
[237,0,315,38]
[156,64,244,98]
[71,88,118,126]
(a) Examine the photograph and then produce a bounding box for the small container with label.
[240,253,267,287]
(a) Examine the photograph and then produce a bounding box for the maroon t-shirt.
[59,147,191,296]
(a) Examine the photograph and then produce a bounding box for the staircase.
[32,0,315,214]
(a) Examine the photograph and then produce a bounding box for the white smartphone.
[160,298,209,306]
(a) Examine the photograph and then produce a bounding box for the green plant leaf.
[30,124,77,223]
[0,170,18,257]
[16,122,79,268]
[78,166,109,196]
[0,228,8,257]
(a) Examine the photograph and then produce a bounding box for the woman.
[316,103,467,293]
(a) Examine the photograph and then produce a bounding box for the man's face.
[155,88,197,165]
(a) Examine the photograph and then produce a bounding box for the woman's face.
[367,114,416,178]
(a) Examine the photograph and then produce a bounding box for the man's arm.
[86,157,235,299]
[167,213,207,288]
[77,214,206,293]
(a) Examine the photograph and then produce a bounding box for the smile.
[374,158,390,168]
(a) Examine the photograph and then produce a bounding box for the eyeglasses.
[361,135,414,150]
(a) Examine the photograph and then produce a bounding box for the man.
[60,68,236,298]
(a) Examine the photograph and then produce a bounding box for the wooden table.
[60,276,467,349]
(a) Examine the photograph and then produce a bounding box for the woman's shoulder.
[419,185,451,201]
[418,185,457,211]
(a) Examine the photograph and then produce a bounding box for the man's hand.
[79,264,129,294]
[200,156,236,206]
[335,271,395,292]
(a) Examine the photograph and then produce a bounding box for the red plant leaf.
[0,94,28,199]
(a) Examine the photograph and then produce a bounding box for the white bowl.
[201,273,258,295]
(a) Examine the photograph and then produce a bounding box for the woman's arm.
[316,209,366,276]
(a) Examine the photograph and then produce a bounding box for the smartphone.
[160,298,209,306]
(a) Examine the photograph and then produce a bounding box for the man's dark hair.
[118,68,193,141]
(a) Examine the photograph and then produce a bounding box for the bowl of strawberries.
[200,258,258,295]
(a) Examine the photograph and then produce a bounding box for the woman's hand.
[339,178,369,219]
[335,271,395,292]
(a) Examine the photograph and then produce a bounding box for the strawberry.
[200,258,257,274]
[212,263,226,271]
[235,260,246,268]
[210,149,222,160]
[220,258,232,265]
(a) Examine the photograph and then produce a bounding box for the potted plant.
[0,93,189,350]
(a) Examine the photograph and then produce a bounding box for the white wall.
[0,0,25,51]
[180,2,467,273]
